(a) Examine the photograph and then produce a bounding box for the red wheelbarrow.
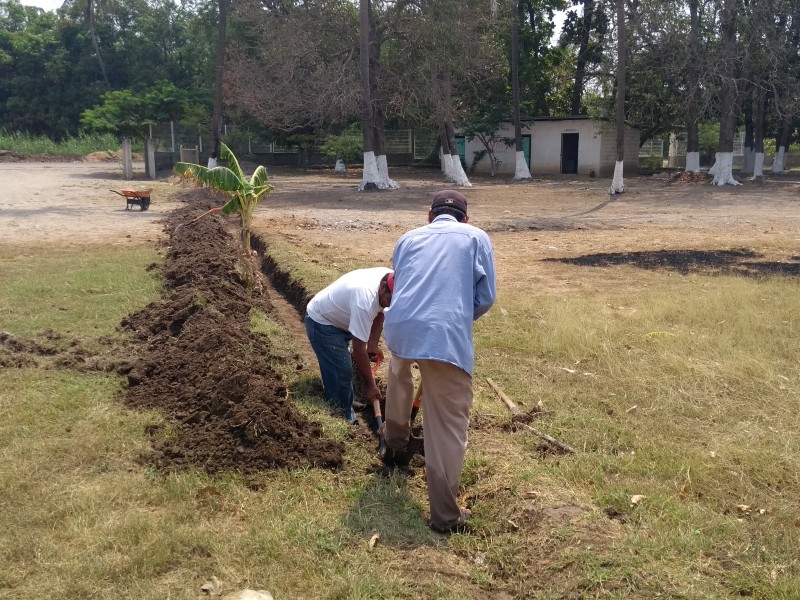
[111,188,152,211]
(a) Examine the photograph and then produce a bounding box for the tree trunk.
[85,0,111,91]
[741,98,755,175]
[609,0,625,195]
[571,0,594,115]
[512,0,531,180]
[209,0,228,167]
[685,0,701,172]
[712,0,741,186]
[751,87,766,182]
[369,23,397,189]
[443,70,471,187]
[772,117,790,173]
[359,0,379,190]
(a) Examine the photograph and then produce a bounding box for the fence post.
[144,138,156,179]
[122,137,133,180]
[170,121,175,152]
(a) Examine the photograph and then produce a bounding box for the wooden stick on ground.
[486,377,576,455]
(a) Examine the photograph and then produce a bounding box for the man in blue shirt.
[382,189,496,534]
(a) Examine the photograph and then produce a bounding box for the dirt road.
[1,162,798,255]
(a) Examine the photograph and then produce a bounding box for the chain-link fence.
[149,123,438,162]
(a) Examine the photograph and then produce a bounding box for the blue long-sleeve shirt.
[384,214,497,376]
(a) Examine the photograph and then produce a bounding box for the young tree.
[174,142,272,260]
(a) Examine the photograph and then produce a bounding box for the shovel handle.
[486,377,522,416]
[372,397,386,453]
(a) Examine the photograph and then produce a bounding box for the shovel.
[410,381,423,425]
[370,356,386,453]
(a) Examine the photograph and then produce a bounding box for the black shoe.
[380,445,412,469]
[430,510,471,535]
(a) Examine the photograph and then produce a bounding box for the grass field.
[1,212,799,599]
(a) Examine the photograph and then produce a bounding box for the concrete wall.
[462,119,639,177]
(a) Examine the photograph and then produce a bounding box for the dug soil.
[120,188,344,474]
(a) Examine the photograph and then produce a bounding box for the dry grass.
[2,218,799,598]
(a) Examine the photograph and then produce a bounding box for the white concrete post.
[122,137,133,180]
[144,138,156,179]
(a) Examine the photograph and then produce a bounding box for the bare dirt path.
[0,162,181,248]
[3,162,798,251]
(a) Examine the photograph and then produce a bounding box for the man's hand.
[368,349,385,366]
[364,381,381,404]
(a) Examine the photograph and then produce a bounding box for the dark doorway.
[561,133,579,174]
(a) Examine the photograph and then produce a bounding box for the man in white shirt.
[304,267,394,424]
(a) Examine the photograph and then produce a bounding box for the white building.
[457,116,640,177]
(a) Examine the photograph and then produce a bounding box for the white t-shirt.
[306,267,392,342]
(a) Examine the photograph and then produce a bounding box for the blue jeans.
[304,313,357,423]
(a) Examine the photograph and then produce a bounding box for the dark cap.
[431,190,468,214]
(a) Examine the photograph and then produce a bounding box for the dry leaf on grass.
[368,532,380,550]
[201,576,223,596]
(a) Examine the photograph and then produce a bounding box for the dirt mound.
[84,150,145,162]
[121,188,344,473]
[83,151,118,162]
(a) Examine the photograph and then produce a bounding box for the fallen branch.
[486,377,575,455]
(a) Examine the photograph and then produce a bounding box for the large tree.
[709,0,742,186]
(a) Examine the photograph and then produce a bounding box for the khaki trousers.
[385,356,473,530]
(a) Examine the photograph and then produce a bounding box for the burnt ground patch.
[120,188,344,474]
[545,248,800,278]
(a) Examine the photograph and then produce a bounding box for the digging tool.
[174,206,222,232]
[370,355,386,453]
[486,377,522,418]
[486,377,575,455]
[410,381,423,425]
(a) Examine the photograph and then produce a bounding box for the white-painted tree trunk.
[440,152,453,177]
[708,153,719,177]
[711,152,741,186]
[359,151,381,190]
[207,157,218,168]
[450,154,472,186]
[513,150,532,179]
[685,151,700,173]
[608,160,624,194]
[772,146,786,173]
[334,159,347,174]
[750,153,764,180]
[359,152,398,190]
[377,154,399,189]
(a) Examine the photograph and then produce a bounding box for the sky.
[20,0,63,10]
[18,0,570,45]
